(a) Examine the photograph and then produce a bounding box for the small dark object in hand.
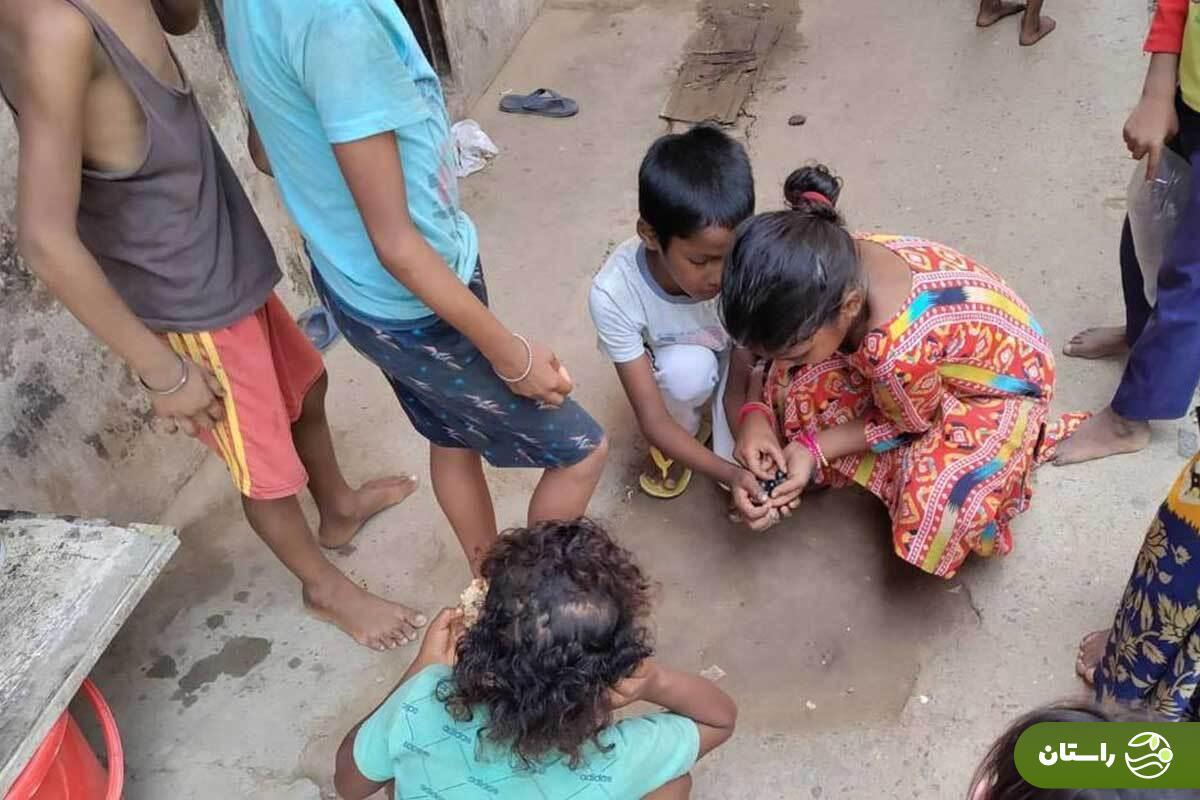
[787,113,807,126]
[759,469,788,497]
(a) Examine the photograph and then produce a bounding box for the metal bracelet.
[494,334,533,384]
[139,352,189,396]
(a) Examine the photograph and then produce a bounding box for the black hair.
[720,163,860,354]
[638,124,755,250]
[439,518,654,769]
[971,703,1200,800]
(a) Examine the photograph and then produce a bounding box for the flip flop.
[499,88,579,118]
[639,446,693,499]
[297,306,340,352]
[638,420,712,500]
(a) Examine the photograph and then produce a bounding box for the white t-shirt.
[588,238,730,364]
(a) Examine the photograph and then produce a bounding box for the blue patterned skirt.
[1095,453,1200,720]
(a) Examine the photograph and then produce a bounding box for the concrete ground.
[91,0,1185,797]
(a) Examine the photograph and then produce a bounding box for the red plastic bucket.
[5,679,123,800]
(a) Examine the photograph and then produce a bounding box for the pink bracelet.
[796,430,829,469]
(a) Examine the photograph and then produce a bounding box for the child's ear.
[636,219,663,253]
[840,288,865,322]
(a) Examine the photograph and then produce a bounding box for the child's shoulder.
[591,237,644,295]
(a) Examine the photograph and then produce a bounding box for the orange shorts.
[165,294,325,500]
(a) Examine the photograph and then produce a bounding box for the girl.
[724,164,1085,578]
[970,704,1200,799]
[1076,448,1200,721]
[334,518,737,800]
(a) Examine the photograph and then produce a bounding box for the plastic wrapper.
[451,119,499,178]
[1127,149,1192,305]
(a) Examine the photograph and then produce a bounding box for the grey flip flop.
[499,88,578,118]
[297,306,341,352]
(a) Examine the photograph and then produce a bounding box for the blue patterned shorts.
[314,263,604,469]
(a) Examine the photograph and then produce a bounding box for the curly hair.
[438,518,654,769]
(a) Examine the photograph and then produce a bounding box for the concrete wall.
[439,0,546,114]
[0,9,313,523]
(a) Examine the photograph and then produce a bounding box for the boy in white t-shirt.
[589,126,762,499]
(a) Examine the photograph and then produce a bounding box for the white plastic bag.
[1127,148,1192,305]
[451,119,498,178]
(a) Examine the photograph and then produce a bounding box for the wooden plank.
[661,0,794,125]
[0,513,178,795]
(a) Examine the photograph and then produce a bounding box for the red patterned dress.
[766,235,1085,578]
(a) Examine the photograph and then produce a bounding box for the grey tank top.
[29,0,280,331]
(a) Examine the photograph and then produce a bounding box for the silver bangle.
[494,334,533,383]
[140,352,189,396]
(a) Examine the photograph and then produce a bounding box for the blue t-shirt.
[223,0,479,321]
[353,665,701,799]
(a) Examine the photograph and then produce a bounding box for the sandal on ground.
[298,306,340,352]
[499,88,579,118]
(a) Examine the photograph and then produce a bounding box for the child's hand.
[495,337,574,407]
[734,411,786,480]
[1124,95,1179,180]
[415,607,464,668]
[608,661,659,710]
[766,442,814,511]
[730,470,773,529]
[150,357,226,436]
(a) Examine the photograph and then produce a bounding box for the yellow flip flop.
[639,446,693,499]
[638,421,711,499]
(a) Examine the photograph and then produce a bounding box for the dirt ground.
[92,0,1187,797]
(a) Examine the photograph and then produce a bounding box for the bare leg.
[977,0,1025,27]
[646,775,693,800]
[241,495,424,650]
[430,445,499,576]
[292,373,419,549]
[1063,326,1129,360]
[528,437,610,524]
[1076,629,1107,686]
[1053,406,1151,466]
[1019,0,1056,45]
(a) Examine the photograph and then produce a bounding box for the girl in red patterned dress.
[724,164,1085,578]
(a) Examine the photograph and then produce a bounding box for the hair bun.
[783,163,843,214]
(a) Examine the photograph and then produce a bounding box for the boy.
[976,0,1055,47]
[220,1,608,575]
[589,126,761,499]
[334,519,737,800]
[1056,0,1200,465]
[0,0,422,651]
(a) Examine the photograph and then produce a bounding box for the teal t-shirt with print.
[353,665,701,799]
[223,0,478,321]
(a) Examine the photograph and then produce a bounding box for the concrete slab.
[90,0,1186,798]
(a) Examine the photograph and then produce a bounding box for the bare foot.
[1053,407,1151,466]
[1076,628,1107,686]
[1019,12,1056,45]
[319,475,419,549]
[303,571,427,650]
[977,0,1026,27]
[1063,326,1128,360]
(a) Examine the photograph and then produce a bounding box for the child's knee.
[655,347,720,406]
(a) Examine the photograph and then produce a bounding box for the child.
[221,0,608,577]
[589,126,761,500]
[970,704,1200,799]
[1076,448,1200,721]
[1056,0,1200,465]
[0,0,421,651]
[976,0,1055,47]
[334,519,737,800]
[722,164,1086,577]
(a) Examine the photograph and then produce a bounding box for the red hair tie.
[799,191,832,207]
